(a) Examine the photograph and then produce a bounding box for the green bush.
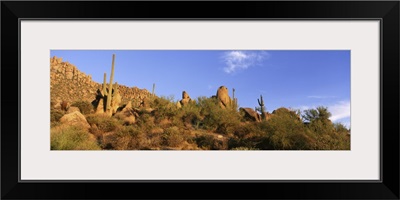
[231,147,259,150]
[162,126,186,147]
[195,134,227,150]
[150,96,178,121]
[51,125,100,150]
[136,113,156,131]
[71,101,94,115]
[262,108,310,150]
[50,109,64,122]
[196,97,241,134]
[113,126,147,150]
[334,122,349,133]
[86,114,121,132]
[228,123,265,149]
[174,102,202,128]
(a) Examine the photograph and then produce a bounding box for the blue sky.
[50,50,351,127]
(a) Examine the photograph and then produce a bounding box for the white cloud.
[329,101,350,122]
[221,51,269,74]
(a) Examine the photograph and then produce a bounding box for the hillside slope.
[50,56,151,106]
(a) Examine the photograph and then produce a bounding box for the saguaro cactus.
[102,72,107,95]
[106,54,116,115]
[258,95,266,121]
[232,88,238,109]
[152,83,156,96]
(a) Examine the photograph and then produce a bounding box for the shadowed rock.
[240,107,261,122]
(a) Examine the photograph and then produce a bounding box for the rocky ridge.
[50,56,152,107]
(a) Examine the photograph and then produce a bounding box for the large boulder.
[177,91,192,108]
[59,111,90,129]
[67,106,80,114]
[272,107,301,121]
[95,98,105,114]
[114,102,138,125]
[239,107,261,122]
[216,86,231,108]
[111,91,122,114]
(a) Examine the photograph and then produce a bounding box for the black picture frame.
[2,1,399,199]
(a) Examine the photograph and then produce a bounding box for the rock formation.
[66,106,80,114]
[114,101,137,125]
[59,111,91,129]
[177,91,192,108]
[272,107,301,121]
[50,55,151,112]
[240,107,261,122]
[216,86,231,108]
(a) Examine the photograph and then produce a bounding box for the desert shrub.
[150,96,179,121]
[136,113,156,131]
[302,106,331,122]
[334,122,349,133]
[308,119,335,135]
[233,123,258,138]
[162,126,186,147]
[260,108,310,150]
[113,126,147,150]
[231,147,259,150]
[196,97,241,134]
[195,134,227,150]
[301,108,351,150]
[51,125,100,150]
[146,134,163,149]
[228,137,257,149]
[174,102,202,128]
[71,101,93,115]
[226,123,265,149]
[86,114,121,132]
[50,109,64,122]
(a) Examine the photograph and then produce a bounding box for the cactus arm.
[258,95,264,106]
[114,82,119,93]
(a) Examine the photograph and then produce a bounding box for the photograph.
[50,50,351,150]
[2,0,398,199]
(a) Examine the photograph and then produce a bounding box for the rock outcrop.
[240,107,261,122]
[216,86,231,108]
[272,107,301,121]
[114,101,137,125]
[50,56,151,109]
[177,91,192,108]
[59,111,91,129]
[67,106,80,114]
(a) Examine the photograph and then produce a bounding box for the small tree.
[302,106,331,122]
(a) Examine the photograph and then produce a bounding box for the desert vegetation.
[50,55,350,150]
[51,95,350,150]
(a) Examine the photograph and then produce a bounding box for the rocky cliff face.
[50,56,151,106]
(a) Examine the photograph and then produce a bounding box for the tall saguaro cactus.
[152,83,156,96]
[102,72,107,95]
[232,88,238,109]
[106,54,116,115]
[258,95,266,121]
